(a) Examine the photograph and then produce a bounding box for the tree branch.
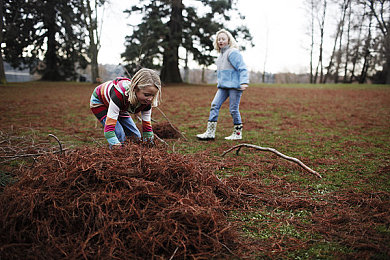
[153,133,169,146]
[221,143,322,178]
[48,134,63,155]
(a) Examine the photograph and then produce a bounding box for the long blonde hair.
[213,29,238,53]
[125,68,162,107]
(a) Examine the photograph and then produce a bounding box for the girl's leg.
[228,89,243,125]
[118,116,141,140]
[208,88,229,122]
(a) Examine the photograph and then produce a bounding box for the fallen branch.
[0,149,69,161]
[221,143,322,178]
[48,134,63,155]
[153,133,169,146]
[0,132,70,164]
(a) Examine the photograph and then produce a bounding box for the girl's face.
[135,85,158,105]
[217,32,229,49]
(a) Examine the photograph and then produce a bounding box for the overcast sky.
[98,0,309,74]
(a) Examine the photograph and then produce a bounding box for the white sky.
[98,0,309,74]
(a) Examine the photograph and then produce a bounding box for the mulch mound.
[0,143,246,259]
[153,122,182,139]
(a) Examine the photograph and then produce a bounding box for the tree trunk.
[381,15,390,84]
[41,2,63,81]
[183,48,189,83]
[323,27,339,83]
[201,67,206,83]
[367,0,390,84]
[385,56,390,84]
[42,26,61,80]
[350,3,366,83]
[86,0,100,83]
[324,0,348,84]
[343,0,352,83]
[309,0,315,83]
[160,0,183,83]
[382,33,390,85]
[0,0,7,84]
[334,0,349,83]
[314,0,327,84]
[263,27,269,83]
[359,13,373,84]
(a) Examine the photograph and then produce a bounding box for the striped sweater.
[90,77,153,145]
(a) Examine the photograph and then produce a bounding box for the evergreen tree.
[122,0,252,83]
[2,0,88,81]
[2,0,38,71]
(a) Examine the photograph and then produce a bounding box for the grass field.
[0,81,389,258]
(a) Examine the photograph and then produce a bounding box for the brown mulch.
[152,122,182,139]
[0,143,246,259]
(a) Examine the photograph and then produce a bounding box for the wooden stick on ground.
[48,134,63,155]
[0,149,68,160]
[153,133,169,146]
[221,143,322,178]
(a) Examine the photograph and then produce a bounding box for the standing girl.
[90,68,162,147]
[197,29,249,140]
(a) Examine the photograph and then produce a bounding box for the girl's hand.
[142,132,155,146]
[239,84,248,91]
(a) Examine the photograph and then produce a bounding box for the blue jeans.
[101,116,141,143]
[208,88,243,125]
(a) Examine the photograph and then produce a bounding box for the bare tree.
[306,0,388,84]
[359,11,373,83]
[324,0,350,83]
[262,26,269,83]
[334,0,351,83]
[349,2,366,82]
[314,0,327,84]
[81,0,105,83]
[366,0,390,84]
[343,0,352,83]
[308,0,316,83]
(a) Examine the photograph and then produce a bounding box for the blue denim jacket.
[216,46,249,89]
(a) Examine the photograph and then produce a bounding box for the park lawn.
[0,81,389,258]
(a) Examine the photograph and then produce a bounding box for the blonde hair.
[126,68,162,107]
[213,29,238,52]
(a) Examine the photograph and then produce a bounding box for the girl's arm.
[104,88,123,145]
[140,108,153,140]
[228,50,249,86]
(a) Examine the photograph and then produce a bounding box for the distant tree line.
[2,0,388,85]
[307,0,390,84]
[0,0,252,84]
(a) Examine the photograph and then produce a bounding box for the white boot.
[225,124,242,140]
[196,121,217,140]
